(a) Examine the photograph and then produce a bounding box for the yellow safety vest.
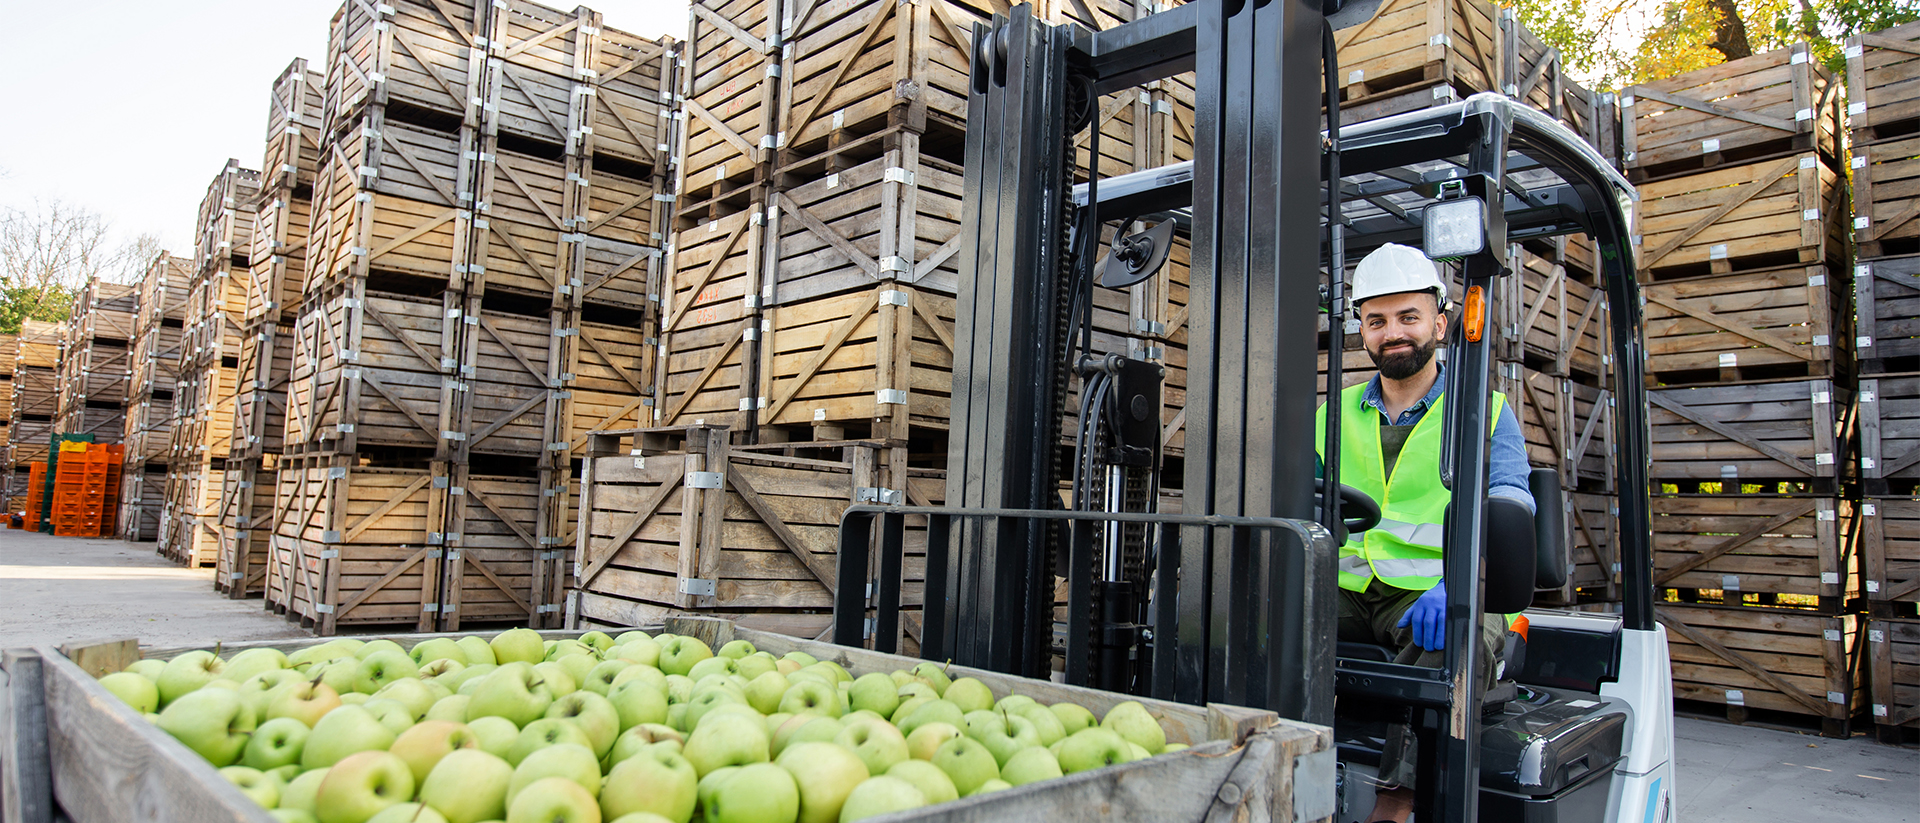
[1314,383,1507,593]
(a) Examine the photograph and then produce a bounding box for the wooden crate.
[1854,255,1920,372]
[262,58,325,193]
[1866,617,1920,742]
[194,161,261,278]
[574,426,943,641]
[1622,42,1840,181]
[1507,242,1609,380]
[1643,264,1850,385]
[437,472,577,630]
[655,206,767,430]
[121,391,175,468]
[1859,498,1920,614]
[1859,373,1920,495]
[1845,20,1920,145]
[322,0,486,138]
[465,144,662,307]
[769,149,966,303]
[284,287,459,456]
[756,283,958,437]
[1632,152,1846,280]
[1849,133,1920,260]
[214,456,277,598]
[303,118,477,292]
[160,462,225,568]
[674,0,782,225]
[480,1,678,168]
[230,321,294,459]
[1,621,1329,823]
[1333,0,1499,106]
[170,362,238,464]
[1649,379,1853,489]
[134,253,193,333]
[268,458,442,633]
[1565,491,1620,599]
[1503,365,1614,492]
[1651,494,1856,609]
[117,465,165,543]
[247,186,315,324]
[14,319,63,370]
[1656,601,1863,737]
[564,322,658,448]
[129,315,185,401]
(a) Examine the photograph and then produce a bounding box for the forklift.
[831,1,1677,820]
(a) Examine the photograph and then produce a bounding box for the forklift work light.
[1422,195,1487,260]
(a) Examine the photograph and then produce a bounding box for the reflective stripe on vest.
[1315,382,1506,593]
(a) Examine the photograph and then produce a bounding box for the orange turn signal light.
[1463,285,1485,342]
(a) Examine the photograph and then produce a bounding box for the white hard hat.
[1350,243,1449,316]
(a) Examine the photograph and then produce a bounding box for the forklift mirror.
[1421,196,1487,260]
[1484,495,1538,615]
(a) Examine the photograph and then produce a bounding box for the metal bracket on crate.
[686,471,723,489]
[856,487,903,505]
[679,578,717,597]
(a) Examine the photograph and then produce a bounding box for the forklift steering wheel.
[1314,478,1381,534]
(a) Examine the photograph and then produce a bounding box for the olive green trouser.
[1337,577,1506,791]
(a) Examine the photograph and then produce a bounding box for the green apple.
[156,650,228,706]
[1128,742,1151,760]
[403,638,461,667]
[419,659,466,682]
[453,664,498,695]
[1049,702,1097,735]
[243,717,311,771]
[418,749,513,823]
[353,640,405,660]
[302,705,397,769]
[556,653,600,689]
[604,724,686,767]
[995,695,1037,715]
[1000,746,1063,785]
[896,682,937,703]
[1014,703,1067,746]
[425,694,472,723]
[943,678,994,713]
[310,659,360,698]
[99,671,159,713]
[268,764,303,784]
[705,762,797,823]
[930,736,998,796]
[975,779,1012,793]
[490,629,546,666]
[778,680,843,718]
[468,663,555,727]
[271,811,319,823]
[156,687,256,766]
[696,703,764,732]
[737,671,790,716]
[697,765,740,813]
[808,661,853,685]
[579,631,615,652]
[613,637,662,668]
[465,715,519,759]
[904,722,962,761]
[225,648,291,683]
[610,663,666,692]
[682,712,770,776]
[908,662,951,696]
[352,650,419,695]
[663,675,695,705]
[125,658,167,680]
[1056,727,1133,773]
[886,759,959,804]
[776,741,869,823]
[389,720,478,784]
[768,713,817,757]
[221,765,281,808]
[366,803,449,823]
[835,717,909,776]
[1100,701,1166,754]
[1165,742,1188,752]
[581,660,630,695]
[280,766,328,813]
[666,703,689,732]
[845,673,899,719]
[781,651,817,668]
[683,687,745,731]
[979,714,1041,767]
[546,639,596,661]
[607,681,669,732]
[615,630,653,645]
[532,661,579,699]
[507,742,602,801]
[600,744,698,822]
[897,699,964,737]
[546,690,620,757]
[889,696,931,726]
[314,750,413,823]
[452,637,495,667]
[775,659,803,676]
[686,656,738,683]
[504,776,600,823]
[657,636,713,677]
[267,680,343,729]
[508,718,595,766]
[239,671,307,719]
[362,699,415,735]
[716,639,756,660]
[372,678,438,719]
[838,775,927,822]
[734,653,778,682]
[779,716,844,756]
[287,642,349,671]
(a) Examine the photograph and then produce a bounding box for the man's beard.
[1370,336,1437,380]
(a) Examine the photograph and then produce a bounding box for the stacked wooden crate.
[6,321,66,512]
[265,0,673,634]
[214,60,323,597]
[0,333,13,510]
[160,161,260,567]
[1845,20,1920,744]
[121,253,192,542]
[1625,42,1861,737]
[54,279,138,445]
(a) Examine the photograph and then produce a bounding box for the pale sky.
[0,0,690,259]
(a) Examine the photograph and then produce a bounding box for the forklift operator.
[1315,243,1536,823]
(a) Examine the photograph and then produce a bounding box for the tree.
[0,201,157,335]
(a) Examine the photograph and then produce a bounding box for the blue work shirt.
[1359,363,1536,513]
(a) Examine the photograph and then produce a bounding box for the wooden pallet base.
[1656,601,1863,738]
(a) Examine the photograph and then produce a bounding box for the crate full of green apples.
[11,617,1333,823]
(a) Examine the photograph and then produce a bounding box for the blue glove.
[1397,580,1447,651]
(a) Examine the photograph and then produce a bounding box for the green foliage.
[0,282,77,336]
